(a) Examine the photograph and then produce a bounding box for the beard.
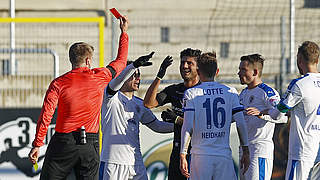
[180,70,197,81]
[182,74,195,81]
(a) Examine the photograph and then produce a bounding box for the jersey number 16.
[203,97,226,129]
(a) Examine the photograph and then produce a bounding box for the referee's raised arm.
[105,16,129,80]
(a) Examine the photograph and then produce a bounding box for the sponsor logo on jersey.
[269,98,279,106]
[183,98,187,107]
[249,95,254,104]
[239,98,243,105]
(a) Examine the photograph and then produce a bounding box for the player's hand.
[161,109,177,123]
[133,52,154,68]
[157,56,173,79]
[245,107,260,116]
[120,16,128,33]
[28,147,40,165]
[180,154,190,178]
[240,146,250,174]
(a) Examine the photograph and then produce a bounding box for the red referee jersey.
[32,32,129,147]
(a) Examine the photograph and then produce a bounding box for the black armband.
[106,65,116,79]
[106,85,117,96]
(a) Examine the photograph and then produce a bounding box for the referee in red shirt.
[28,16,129,180]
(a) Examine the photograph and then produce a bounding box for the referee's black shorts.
[40,131,100,180]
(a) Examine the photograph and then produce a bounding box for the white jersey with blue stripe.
[278,73,320,161]
[100,90,157,166]
[182,82,243,158]
[239,83,280,159]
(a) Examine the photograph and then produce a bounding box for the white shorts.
[239,156,273,180]
[285,159,314,180]
[99,161,148,180]
[308,161,320,180]
[190,154,237,180]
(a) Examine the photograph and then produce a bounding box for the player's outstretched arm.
[141,108,173,133]
[161,109,183,125]
[246,107,288,123]
[107,63,135,94]
[143,56,173,108]
[107,52,154,94]
[132,52,154,68]
[145,119,174,133]
[156,56,173,79]
[146,108,187,132]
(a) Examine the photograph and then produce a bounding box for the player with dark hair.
[99,53,177,180]
[180,52,250,179]
[143,48,202,180]
[238,53,287,180]
[28,16,129,180]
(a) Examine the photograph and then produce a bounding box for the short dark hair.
[69,42,94,66]
[298,41,320,64]
[180,48,202,60]
[206,51,217,58]
[240,54,265,77]
[197,52,218,78]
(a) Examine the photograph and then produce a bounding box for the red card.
[109,8,122,19]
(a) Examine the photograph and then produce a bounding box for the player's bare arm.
[143,56,173,108]
[179,153,190,178]
[180,103,193,178]
[246,107,288,123]
[240,146,250,174]
[234,110,250,174]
